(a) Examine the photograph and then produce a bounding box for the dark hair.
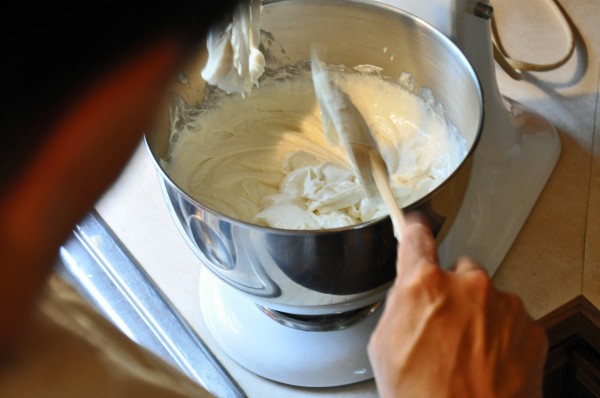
[0,2,238,190]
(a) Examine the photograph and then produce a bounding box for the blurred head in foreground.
[0,2,239,350]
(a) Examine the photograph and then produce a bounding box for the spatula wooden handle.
[368,150,405,241]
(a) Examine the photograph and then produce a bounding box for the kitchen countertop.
[86,0,600,396]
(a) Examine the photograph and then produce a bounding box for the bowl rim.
[144,0,485,236]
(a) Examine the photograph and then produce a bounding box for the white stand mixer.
[406,0,561,273]
[198,0,560,388]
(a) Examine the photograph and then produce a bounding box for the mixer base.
[438,99,561,275]
[199,267,382,387]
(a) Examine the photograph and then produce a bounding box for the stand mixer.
[146,0,560,388]
[409,0,561,273]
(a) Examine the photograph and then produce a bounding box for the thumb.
[396,212,439,278]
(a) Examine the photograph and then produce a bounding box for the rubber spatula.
[311,52,406,240]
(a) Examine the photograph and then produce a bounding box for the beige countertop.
[89,0,600,396]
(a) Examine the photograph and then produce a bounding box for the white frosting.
[201,0,265,95]
[166,67,466,230]
[310,57,379,190]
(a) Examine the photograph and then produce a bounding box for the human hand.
[367,214,548,398]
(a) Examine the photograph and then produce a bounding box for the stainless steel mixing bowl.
[145,0,484,315]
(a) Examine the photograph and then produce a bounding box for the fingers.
[403,210,431,227]
[396,211,438,278]
[453,256,486,274]
[395,213,489,281]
